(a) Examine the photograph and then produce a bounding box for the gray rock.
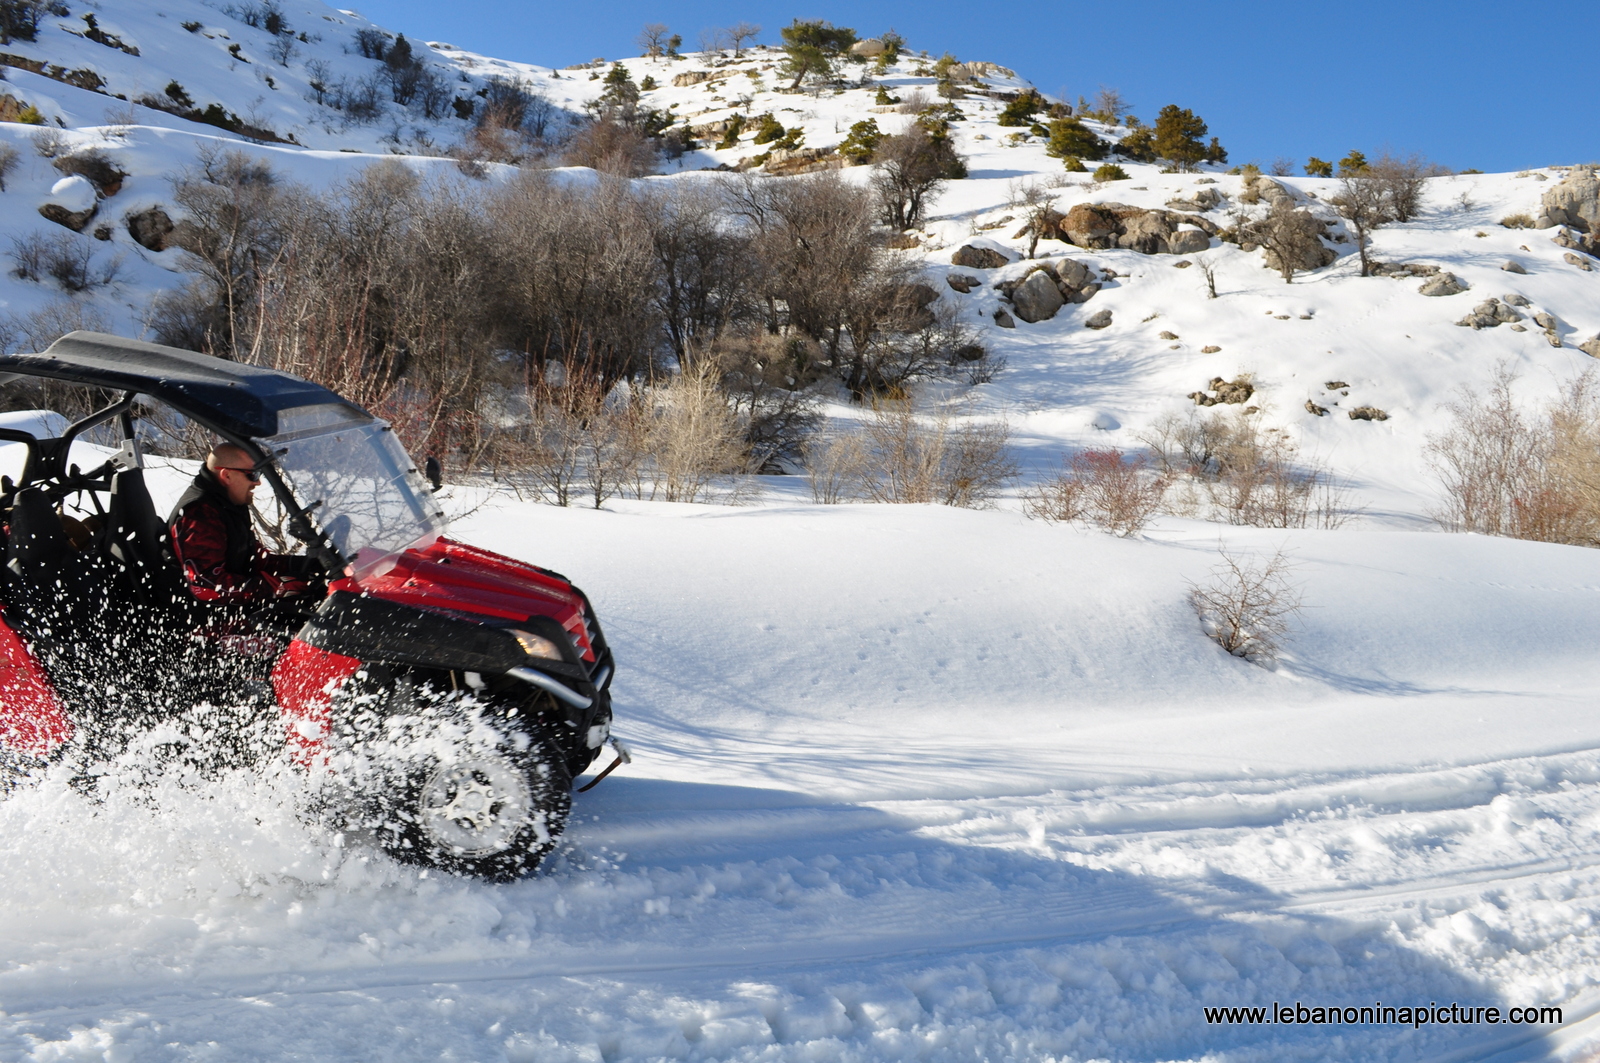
[1348,406,1389,421]
[1541,165,1600,234]
[1580,336,1600,358]
[1158,330,1179,340]
[951,244,1011,270]
[1502,260,1528,274]
[125,207,175,251]
[1084,309,1113,330]
[1167,229,1211,255]
[1547,332,1564,348]
[993,308,1016,328]
[1305,400,1328,417]
[1504,293,1531,306]
[1494,301,1523,323]
[1166,187,1222,212]
[1068,282,1101,304]
[1510,324,1528,332]
[1418,271,1469,296]
[1054,258,1091,290]
[1534,311,1559,330]
[1565,251,1594,271]
[1011,270,1065,323]
[946,273,978,293]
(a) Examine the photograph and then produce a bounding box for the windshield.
[259,404,446,578]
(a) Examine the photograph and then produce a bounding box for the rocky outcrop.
[1166,187,1222,212]
[1456,298,1524,329]
[1010,270,1064,323]
[673,70,728,87]
[53,152,126,197]
[1057,202,1219,255]
[849,38,886,56]
[1371,261,1441,278]
[762,148,843,176]
[952,243,1012,269]
[1348,406,1389,421]
[1167,228,1211,255]
[1419,272,1469,296]
[1565,252,1594,271]
[1238,206,1337,275]
[996,259,1102,323]
[1238,174,1294,208]
[1539,165,1600,232]
[1189,376,1254,406]
[1553,226,1600,257]
[1580,335,1600,359]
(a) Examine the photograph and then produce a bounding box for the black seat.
[103,468,195,622]
[5,486,71,577]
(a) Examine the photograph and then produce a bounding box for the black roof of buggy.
[0,331,358,439]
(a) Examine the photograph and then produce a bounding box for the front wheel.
[399,735,571,881]
[324,675,574,881]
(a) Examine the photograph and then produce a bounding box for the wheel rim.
[418,752,533,856]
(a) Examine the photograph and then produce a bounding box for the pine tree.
[1152,104,1208,170]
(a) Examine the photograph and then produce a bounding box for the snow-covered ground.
[4,487,1600,1061]
[4,4,1600,1061]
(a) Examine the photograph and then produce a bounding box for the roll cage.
[0,331,378,576]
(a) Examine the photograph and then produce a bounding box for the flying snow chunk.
[48,175,97,213]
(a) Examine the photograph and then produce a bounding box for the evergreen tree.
[780,19,856,89]
[1152,104,1208,170]
[1045,118,1108,163]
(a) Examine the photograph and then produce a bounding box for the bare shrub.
[562,120,657,176]
[1188,545,1302,663]
[803,427,867,503]
[853,401,1015,507]
[1141,408,1353,529]
[9,231,119,291]
[1500,213,1536,229]
[641,363,755,504]
[31,128,66,158]
[0,297,110,354]
[1025,449,1168,536]
[1426,366,1600,546]
[710,331,824,471]
[1243,200,1327,284]
[0,142,20,191]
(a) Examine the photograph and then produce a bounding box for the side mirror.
[424,455,443,493]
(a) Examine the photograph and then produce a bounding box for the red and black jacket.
[168,469,301,603]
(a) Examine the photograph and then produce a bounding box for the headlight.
[509,628,565,661]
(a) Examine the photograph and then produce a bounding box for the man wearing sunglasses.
[168,442,317,610]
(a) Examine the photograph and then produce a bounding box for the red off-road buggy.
[0,332,616,879]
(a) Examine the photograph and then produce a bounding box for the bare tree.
[636,23,669,58]
[268,32,297,66]
[1189,545,1303,663]
[1196,257,1218,298]
[697,27,726,57]
[870,123,963,231]
[1089,85,1129,124]
[1368,152,1436,223]
[1330,172,1398,277]
[726,21,761,57]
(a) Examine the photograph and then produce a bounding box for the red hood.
[337,537,596,661]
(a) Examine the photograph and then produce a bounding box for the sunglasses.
[220,466,263,482]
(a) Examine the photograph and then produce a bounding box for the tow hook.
[576,737,632,793]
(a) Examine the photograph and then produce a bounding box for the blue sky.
[354,0,1598,174]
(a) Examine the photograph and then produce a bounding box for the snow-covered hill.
[1,2,1596,519]
[6,6,1600,1062]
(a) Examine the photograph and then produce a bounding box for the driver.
[168,443,317,608]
